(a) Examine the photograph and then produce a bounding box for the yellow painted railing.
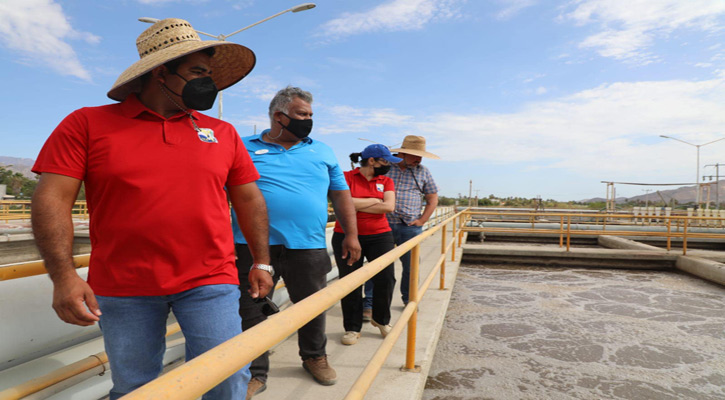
[0,324,182,400]
[462,211,725,255]
[0,208,461,399]
[121,208,465,400]
[0,200,89,222]
[0,254,91,281]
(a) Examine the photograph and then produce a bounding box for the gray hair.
[268,86,313,125]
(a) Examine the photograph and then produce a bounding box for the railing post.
[451,217,456,261]
[440,223,447,290]
[457,214,463,247]
[559,215,564,248]
[683,217,688,256]
[566,215,571,251]
[666,217,672,251]
[404,244,421,372]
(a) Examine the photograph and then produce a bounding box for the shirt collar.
[119,93,199,121]
[252,129,314,146]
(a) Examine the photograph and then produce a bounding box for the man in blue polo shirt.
[231,86,360,397]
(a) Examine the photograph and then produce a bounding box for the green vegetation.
[0,166,38,199]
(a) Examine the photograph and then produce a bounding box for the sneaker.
[302,355,337,386]
[362,309,372,322]
[371,319,392,338]
[245,377,267,400]
[341,331,361,345]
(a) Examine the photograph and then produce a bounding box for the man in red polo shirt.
[31,19,271,400]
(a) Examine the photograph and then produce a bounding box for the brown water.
[424,264,725,400]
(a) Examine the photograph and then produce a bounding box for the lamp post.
[660,135,725,208]
[139,3,316,119]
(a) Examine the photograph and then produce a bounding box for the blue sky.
[2,0,725,200]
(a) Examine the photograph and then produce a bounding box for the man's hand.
[341,235,362,265]
[248,269,274,299]
[409,218,426,227]
[52,273,101,326]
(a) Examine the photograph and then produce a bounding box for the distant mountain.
[0,156,36,179]
[581,180,725,205]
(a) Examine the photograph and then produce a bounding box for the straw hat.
[390,135,440,159]
[107,18,256,101]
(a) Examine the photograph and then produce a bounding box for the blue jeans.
[97,284,249,400]
[364,223,423,305]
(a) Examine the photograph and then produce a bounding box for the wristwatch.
[251,263,275,276]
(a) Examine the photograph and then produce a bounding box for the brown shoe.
[302,355,337,386]
[362,308,372,322]
[246,377,267,400]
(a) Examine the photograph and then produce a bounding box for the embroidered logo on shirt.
[197,128,218,143]
[376,183,384,192]
[255,149,269,155]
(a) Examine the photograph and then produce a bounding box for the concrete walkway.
[253,228,463,400]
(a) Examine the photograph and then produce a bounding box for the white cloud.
[535,86,547,95]
[413,77,725,183]
[0,0,98,81]
[562,0,725,63]
[496,0,538,20]
[226,74,283,102]
[317,105,413,135]
[318,0,465,40]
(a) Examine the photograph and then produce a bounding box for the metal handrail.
[463,211,725,255]
[0,254,91,281]
[0,323,182,400]
[345,218,463,399]
[122,208,464,400]
[0,200,89,221]
[0,208,458,399]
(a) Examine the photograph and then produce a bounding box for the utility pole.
[704,163,723,209]
[642,189,651,208]
[468,180,472,207]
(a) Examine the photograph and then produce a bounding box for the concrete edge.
[675,256,725,287]
[597,235,662,251]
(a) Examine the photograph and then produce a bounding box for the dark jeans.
[332,231,395,332]
[236,244,331,382]
[364,223,423,304]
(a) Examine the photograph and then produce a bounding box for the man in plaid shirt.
[363,135,439,310]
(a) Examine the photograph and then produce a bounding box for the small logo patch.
[197,128,218,143]
[376,183,384,192]
[255,149,269,155]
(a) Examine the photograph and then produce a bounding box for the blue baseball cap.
[361,144,402,164]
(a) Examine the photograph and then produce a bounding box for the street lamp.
[660,134,725,208]
[139,3,316,119]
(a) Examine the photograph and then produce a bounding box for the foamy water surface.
[424,264,725,400]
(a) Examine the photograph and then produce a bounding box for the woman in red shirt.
[332,144,401,345]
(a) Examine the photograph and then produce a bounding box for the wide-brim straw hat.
[108,18,256,101]
[390,135,440,159]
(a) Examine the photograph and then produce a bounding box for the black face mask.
[279,112,313,139]
[373,164,391,177]
[165,73,218,111]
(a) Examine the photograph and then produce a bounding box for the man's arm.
[32,173,101,326]
[228,182,273,299]
[410,193,439,226]
[328,189,361,265]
